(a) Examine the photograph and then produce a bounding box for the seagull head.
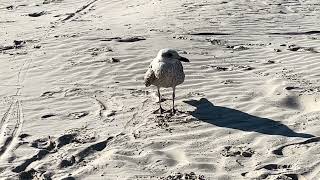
[157,48,190,62]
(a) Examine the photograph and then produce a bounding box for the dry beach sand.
[1,0,320,179]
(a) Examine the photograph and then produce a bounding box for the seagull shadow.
[184,98,314,138]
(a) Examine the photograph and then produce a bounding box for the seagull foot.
[156,98,166,103]
[171,108,176,115]
[153,107,165,114]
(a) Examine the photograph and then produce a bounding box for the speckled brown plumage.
[144,48,189,114]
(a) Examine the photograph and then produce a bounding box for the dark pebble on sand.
[241,172,248,176]
[28,11,46,17]
[288,45,301,51]
[41,114,56,119]
[265,60,275,64]
[242,151,253,157]
[285,86,297,90]
[19,133,31,139]
[109,57,120,63]
[6,5,14,10]
[13,40,25,46]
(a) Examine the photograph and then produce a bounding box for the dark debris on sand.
[28,11,46,17]
[0,40,26,52]
[115,36,146,42]
[100,36,146,42]
[162,172,206,180]
[221,146,255,157]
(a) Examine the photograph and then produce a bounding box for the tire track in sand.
[61,0,99,22]
[0,59,31,160]
[0,98,24,160]
[0,0,98,159]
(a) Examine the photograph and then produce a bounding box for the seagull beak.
[178,56,190,62]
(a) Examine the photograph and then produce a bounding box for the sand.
[1,0,320,179]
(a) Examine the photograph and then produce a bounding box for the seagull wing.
[144,64,156,87]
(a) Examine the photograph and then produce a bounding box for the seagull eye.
[166,53,173,58]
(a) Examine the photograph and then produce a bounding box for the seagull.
[144,48,189,114]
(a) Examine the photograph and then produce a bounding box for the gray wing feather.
[144,67,156,87]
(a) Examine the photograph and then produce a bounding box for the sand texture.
[1,0,320,179]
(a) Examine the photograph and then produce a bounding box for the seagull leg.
[172,86,176,114]
[157,87,164,114]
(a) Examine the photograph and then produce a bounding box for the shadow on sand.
[184,98,314,138]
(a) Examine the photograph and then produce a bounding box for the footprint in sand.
[68,111,89,119]
[13,129,99,178]
[221,146,255,158]
[59,137,113,169]
[257,78,320,112]
[40,90,63,98]
[242,163,302,180]
[272,137,320,156]
[164,172,206,180]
